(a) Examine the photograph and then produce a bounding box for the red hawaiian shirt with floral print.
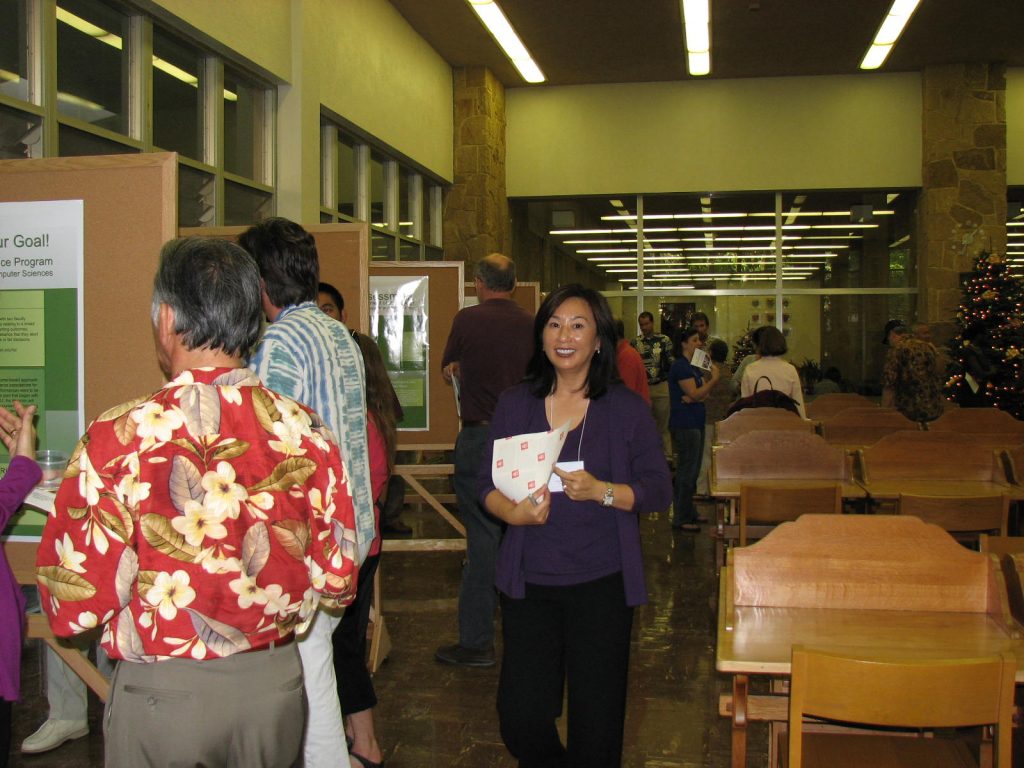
[37,367,358,662]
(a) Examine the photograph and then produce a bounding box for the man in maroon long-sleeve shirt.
[435,254,534,667]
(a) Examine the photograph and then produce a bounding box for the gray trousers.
[104,643,303,768]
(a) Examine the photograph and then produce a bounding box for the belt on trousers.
[462,420,490,427]
[240,634,295,654]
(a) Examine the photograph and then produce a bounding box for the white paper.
[547,460,584,492]
[492,419,572,502]
[691,347,712,372]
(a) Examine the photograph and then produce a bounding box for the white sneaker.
[21,718,89,754]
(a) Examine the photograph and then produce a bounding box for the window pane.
[56,0,129,134]
[178,165,214,228]
[224,67,265,180]
[425,245,444,261]
[152,27,202,160]
[369,152,386,227]
[398,239,420,261]
[398,166,414,236]
[0,0,29,102]
[0,104,41,159]
[224,179,272,226]
[337,134,357,218]
[1007,187,1024,279]
[371,230,394,260]
[423,183,438,246]
[58,123,135,156]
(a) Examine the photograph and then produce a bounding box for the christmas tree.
[945,251,1024,417]
[731,329,756,373]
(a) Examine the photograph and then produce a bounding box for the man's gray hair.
[152,237,263,357]
[474,254,516,293]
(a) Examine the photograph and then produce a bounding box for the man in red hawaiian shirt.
[36,237,358,767]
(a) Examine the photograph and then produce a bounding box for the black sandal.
[349,753,384,768]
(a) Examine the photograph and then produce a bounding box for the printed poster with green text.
[369,275,428,430]
[1,200,85,540]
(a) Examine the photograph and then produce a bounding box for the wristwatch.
[602,483,614,507]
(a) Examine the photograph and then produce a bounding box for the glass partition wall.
[511,190,919,395]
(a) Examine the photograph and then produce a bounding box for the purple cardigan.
[480,383,672,607]
[0,456,42,702]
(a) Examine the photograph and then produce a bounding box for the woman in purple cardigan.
[0,401,41,767]
[479,285,671,768]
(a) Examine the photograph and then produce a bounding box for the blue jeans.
[453,424,503,650]
[671,426,705,526]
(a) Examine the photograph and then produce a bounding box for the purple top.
[481,383,672,607]
[0,456,42,702]
[441,298,534,423]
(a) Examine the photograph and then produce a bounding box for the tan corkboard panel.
[464,281,541,315]
[181,223,370,333]
[371,262,464,450]
[0,153,177,423]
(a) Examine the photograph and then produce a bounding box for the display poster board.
[0,152,177,540]
[369,274,428,429]
[180,224,370,334]
[370,263,463,449]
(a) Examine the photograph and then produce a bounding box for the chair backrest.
[859,431,1007,483]
[713,430,852,484]
[980,534,1024,558]
[804,393,876,421]
[819,407,919,448]
[929,407,1024,435]
[738,483,841,546]
[898,493,1009,537]
[787,646,1016,768]
[713,407,812,445]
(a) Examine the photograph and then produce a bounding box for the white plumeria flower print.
[201,461,248,519]
[146,570,196,620]
[55,533,87,573]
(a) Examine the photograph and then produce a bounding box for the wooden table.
[715,515,1021,768]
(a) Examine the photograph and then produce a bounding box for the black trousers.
[332,551,380,714]
[497,572,634,768]
[0,699,10,768]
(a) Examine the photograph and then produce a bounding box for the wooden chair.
[805,393,876,422]
[782,646,1016,768]
[929,407,1024,435]
[714,407,813,446]
[897,493,1009,545]
[738,483,842,546]
[818,407,919,449]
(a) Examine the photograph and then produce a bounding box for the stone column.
[445,67,508,270]
[919,63,1007,334]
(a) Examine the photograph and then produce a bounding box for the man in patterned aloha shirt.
[632,311,675,460]
[882,323,945,423]
[37,237,358,767]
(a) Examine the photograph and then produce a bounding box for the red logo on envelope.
[512,470,519,479]
[528,480,536,489]
[537,453,546,462]
[520,441,529,450]
[496,459,504,468]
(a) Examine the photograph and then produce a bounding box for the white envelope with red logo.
[491,419,571,502]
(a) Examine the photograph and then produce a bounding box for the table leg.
[732,674,748,768]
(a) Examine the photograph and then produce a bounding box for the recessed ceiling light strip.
[466,0,546,83]
[681,0,711,76]
[860,0,922,70]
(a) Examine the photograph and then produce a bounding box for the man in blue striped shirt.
[242,217,373,768]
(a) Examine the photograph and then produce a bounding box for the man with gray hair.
[435,253,533,667]
[36,237,358,766]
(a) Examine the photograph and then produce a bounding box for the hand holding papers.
[492,420,571,502]
[690,346,712,373]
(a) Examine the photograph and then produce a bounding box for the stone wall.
[919,63,1007,332]
[444,67,508,270]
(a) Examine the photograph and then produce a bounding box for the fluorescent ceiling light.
[860,0,921,70]
[680,0,711,76]
[466,0,545,84]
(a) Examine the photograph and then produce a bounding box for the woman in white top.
[739,326,806,418]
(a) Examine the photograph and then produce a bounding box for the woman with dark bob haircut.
[740,325,806,417]
[477,284,672,767]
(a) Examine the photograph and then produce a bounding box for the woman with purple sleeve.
[0,401,41,768]
[478,285,672,768]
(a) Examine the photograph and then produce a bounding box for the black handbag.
[726,375,800,417]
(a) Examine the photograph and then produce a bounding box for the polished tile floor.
[9,500,765,767]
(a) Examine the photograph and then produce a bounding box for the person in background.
[333,331,397,768]
[243,219,374,768]
[697,339,733,496]
[813,366,843,395]
[614,318,650,404]
[318,281,412,537]
[435,254,533,669]
[669,327,720,532]
[741,326,806,418]
[480,284,671,768]
[36,236,358,767]
[632,312,674,461]
[882,322,944,423]
[0,401,41,768]
[690,311,713,344]
[731,325,768,396]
